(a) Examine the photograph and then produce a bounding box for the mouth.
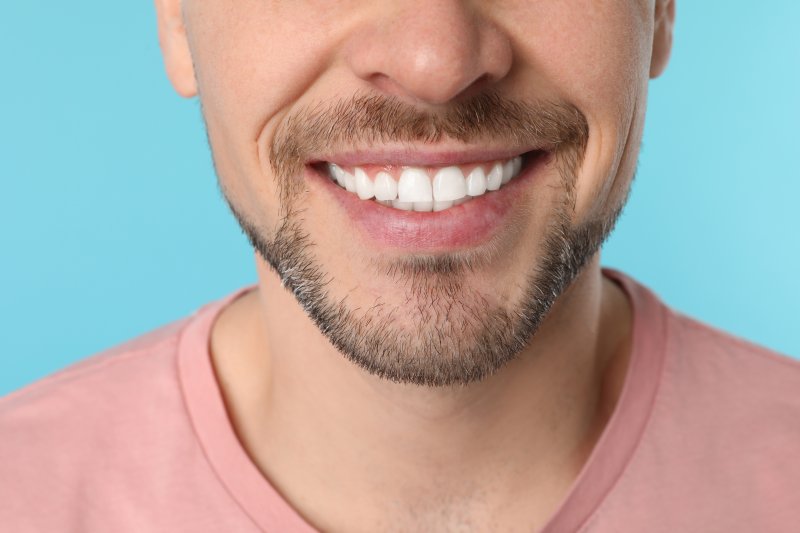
[306,148,552,251]
[321,151,533,211]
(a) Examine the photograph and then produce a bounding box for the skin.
[155,0,675,530]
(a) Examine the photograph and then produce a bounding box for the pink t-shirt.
[2,270,799,532]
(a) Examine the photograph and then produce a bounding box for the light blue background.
[1,2,798,396]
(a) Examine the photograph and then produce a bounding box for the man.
[1,0,798,531]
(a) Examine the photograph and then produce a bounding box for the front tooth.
[413,201,433,212]
[432,166,467,202]
[329,163,346,187]
[391,200,413,210]
[466,167,487,196]
[373,171,398,201]
[355,168,374,200]
[486,163,503,191]
[501,160,514,184]
[433,200,454,211]
[397,168,433,203]
[343,170,357,193]
[512,156,522,177]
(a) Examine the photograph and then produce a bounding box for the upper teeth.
[327,156,523,212]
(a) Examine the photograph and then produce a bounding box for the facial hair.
[216,92,625,387]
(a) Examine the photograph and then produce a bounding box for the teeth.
[432,166,467,202]
[374,171,398,201]
[327,155,525,212]
[413,201,434,212]
[465,167,487,196]
[355,168,374,200]
[501,160,514,185]
[343,170,357,193]
[486,163,503,191]
[329,163,347,187]
[391,200,414,210]
[512,156,522,176]
[398,168,433,203]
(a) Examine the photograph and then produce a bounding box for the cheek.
[187,1,343,134]
[187,0,653,228]
[515,0,652,221]
[184,1,352,219]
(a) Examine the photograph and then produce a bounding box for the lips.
[307,149,551,251]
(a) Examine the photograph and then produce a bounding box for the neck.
[210,254,632,530]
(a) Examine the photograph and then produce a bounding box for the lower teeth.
[338,174,503,212]
[374,197,474,211]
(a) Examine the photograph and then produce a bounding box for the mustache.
[269,91,589,197]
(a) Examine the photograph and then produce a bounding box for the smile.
[324,155,525,212]
[308,149,551,251]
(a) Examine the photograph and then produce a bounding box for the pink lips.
[307,150,551,251]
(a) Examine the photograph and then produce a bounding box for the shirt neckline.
[540,269,668,532]
[178,269,668,532]
[178,285,317,532]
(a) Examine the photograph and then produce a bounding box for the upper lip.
[308,144,549,168]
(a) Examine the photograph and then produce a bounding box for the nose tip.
[344,2,513,105]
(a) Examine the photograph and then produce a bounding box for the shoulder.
[0,317,194,525]
[661,310,800,481]
[664,309,800,418]
[608,302,799,528]
[593,275,800,529]
[0,314,194,446]
[610,269,800,413]
[0,287,261,531]
[0,316,190,424]
[644,286,800,459]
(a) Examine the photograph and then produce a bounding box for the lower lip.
[307,153,551,251]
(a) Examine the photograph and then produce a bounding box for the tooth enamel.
[501,160,514,185]
[329,163,346,187]
[331,156,524,212]
[397,168,433,203]
[486,163,503,191]
[343,170,357,193]
[373,171,398,201]
[432,166,467,202]
[466,167,487,196]
[413,201,434,212]
[354,168,374,200]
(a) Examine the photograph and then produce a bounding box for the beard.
[216,92,625,387]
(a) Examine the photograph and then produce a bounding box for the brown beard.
[216,92,626,386]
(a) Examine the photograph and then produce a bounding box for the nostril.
[366,72,405,99]
[342,6,513,107]
[471,73,490,87]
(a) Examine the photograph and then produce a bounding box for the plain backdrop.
[1,2,798,395]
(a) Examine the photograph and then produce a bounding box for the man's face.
[158,0,673,385]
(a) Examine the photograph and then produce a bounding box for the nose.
[343,1,513,106]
